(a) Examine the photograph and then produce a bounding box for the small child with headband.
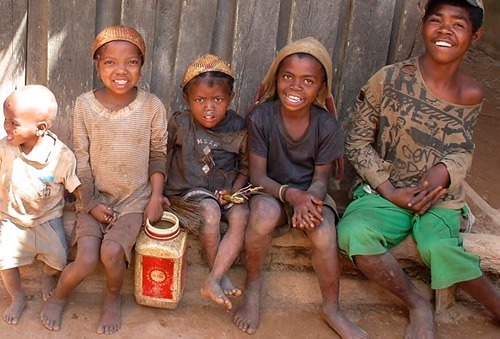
[233,37,367,338]
[163,54,249,310]
[41,25,167,334]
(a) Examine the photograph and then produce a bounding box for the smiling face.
[3,86,56,153]
[276,54,326,117]
[184,77,233,129]
[422,4,482,64]
[94,40,142,96]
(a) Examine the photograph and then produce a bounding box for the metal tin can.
[134,211,187,309]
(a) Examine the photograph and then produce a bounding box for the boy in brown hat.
[41,25,167,334]
[164,54,249,310]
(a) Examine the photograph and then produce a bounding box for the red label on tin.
[141,256,175,299]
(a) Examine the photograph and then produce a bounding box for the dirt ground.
[0,49,499,338]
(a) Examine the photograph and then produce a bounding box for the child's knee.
[100,240,124,264]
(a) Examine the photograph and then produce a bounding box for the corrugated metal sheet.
[0,0,425,146]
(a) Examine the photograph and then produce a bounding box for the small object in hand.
[223,184,263,204]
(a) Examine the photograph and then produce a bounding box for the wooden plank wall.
[0,0,427,147]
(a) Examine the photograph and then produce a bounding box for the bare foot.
[40,297,66,331]
[404,299,435,339]
[221,275,242,297]
[2,297,26,325]
[41,274,57,301]
[201,276,232,309]
[96,295,121,334]
[232,281,261,335]
[321,303,369,339]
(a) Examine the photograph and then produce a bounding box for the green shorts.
[337,183,482,289]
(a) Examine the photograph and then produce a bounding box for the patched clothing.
[345,57,480,209]
[164,109,248,196]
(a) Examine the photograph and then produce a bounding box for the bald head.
[4,85,58,126]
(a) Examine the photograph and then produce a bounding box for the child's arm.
[145,96,168,224]
[143,172,165,224]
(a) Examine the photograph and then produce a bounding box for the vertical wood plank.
[387,0,425,63]
[336,0,397,131]
[169,0,219,112]
[0,0,27,138]
[150,0,183,113]
[26,0,47,86]
[121,0,157,91]
[46,0,97,146]
[232,0,281,115]
[288,0,346,110]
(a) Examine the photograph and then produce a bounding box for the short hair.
[182,71,234,95]
[424,0,483,33]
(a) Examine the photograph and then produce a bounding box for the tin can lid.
[145,212,180,240]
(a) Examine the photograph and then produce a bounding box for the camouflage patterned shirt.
[345,57,482,209]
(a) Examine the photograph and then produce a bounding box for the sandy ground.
[1,265,499,338]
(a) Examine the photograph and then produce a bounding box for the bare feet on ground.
[200,275,232,310]
[221,275,242,296]
[96,295,121,334]
[404,299,435,339]
[232,281,260,335]
[2,297,25,325]
[40,297,66,331]
[321,303,369,339]
[41,274,57,301]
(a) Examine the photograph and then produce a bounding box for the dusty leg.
[1,268,26,325]
[41,236,101,331]
[355,253,435,339]
[458,275,500,320]
[199,199,233,309]
[41,264,60,301]
[233,196,283,334]
[201,204,248,308]
[96,239,125,334]
[306,211,368,338]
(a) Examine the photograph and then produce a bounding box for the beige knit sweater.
[73,89,167,215]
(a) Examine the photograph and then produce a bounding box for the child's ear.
[36,121,48,136]
[182,92,189,102]
[471,28,483,45]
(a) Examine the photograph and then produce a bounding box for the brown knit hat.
[92,25,146,64]
[182,54,235,88]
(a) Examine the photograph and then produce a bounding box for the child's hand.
[90,204,117,224]
[144,196,164,225]
[407,164,450,215]
[162,196,171,209]
[287,188,324,229]
[215,189,231,206]
[381,181,446,215]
